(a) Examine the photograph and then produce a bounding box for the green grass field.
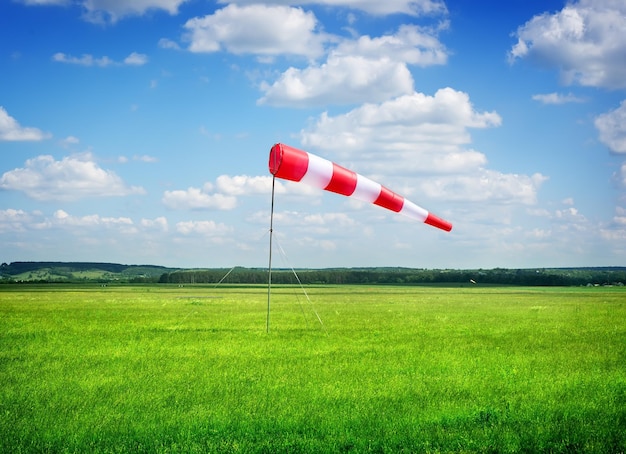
[1,284,625,453]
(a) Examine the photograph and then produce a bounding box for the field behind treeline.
[1,284,625,453]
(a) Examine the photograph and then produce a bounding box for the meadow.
[0,284,624,453]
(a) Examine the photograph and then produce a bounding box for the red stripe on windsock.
[424,213,453,232]
[269,143,309,182]
[325,163,358,196]
[373,186,404,212]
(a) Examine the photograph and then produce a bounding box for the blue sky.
[1,0,625,269]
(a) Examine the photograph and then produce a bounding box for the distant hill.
[0,261,179,283]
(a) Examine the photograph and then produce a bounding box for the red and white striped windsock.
[269,143,452,232]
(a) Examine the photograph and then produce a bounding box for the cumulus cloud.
[337,24,448,67]
[618,162,626,187]
[595,100,626,154]
[124,52,149,65]
[251,210,356,237]
[0,208,173,237]
[0,154,145,201]
[180,5,448,107]
[509,0,626,89]
[175,220,232,236]
[133,155,159,163]
[140,216,169,231]
[219,0,447,16]
[532,92,586,104]
[158,38,181,50]
[60,136,80,147]
[52,52,148,67]
[420,171,548,205]
[54,209,136,232]
[258,24,448,107]
[0,208,34,233]
[162,185,237,210]
[163,175,280,210]
[300,87,501,166]
[0,107,50,141]
[20,0,190,23]
[298,87,547,205]
[614,206,626,225]
[18,0,69,4]
[259,56,414,107]
[183,4,328,59]
[215,175,274,195]
[81,0,189,24]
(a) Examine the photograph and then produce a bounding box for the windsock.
[269,143,452,232]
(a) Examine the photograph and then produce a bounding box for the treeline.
[158,267,626,287]
[3,261,625,286]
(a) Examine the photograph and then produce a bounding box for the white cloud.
[509,0,626,89]
[258,24,448,107]
[595,100,626,154]
[0,154,145,201]
[219,0,447,16]
[532,92,586,104]
[162,187,237,210]
[60,135,80,147]
[163,175,283,210]
[297,88,546,205]
[54,209,135,231]
[254,210,356,237]
[19,0,69,4]
[158,38,181,50]
[302,212,356,229]
[52,52,148,67]
[133,155,158,163]
[259,55,414,107]
[552,206,588,226]
[268,210,354,227]
[175,220,232,236]
[614,206,626,226]
[52,53,114,67]
[300,88,501,166]
[0,208,171,237]
[0,209,33,233]
[337,24,448,67]
[140,216,169,231]
[81,0,189,24]
[184,4,328,59]
[0,107,50,141]
[618,162,626,186]
[215,175,275,195]
[415,171,547,205]
[0,207,244,265]
[124,52,149,65]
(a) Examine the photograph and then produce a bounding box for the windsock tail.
[424,213,452,232]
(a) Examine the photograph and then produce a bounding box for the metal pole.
[266,176,276,333]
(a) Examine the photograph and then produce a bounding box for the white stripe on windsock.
[352,174,382,204]
[301,152,333,189]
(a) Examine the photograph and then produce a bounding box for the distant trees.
[157,267,626,287]
[2,261,624,286]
